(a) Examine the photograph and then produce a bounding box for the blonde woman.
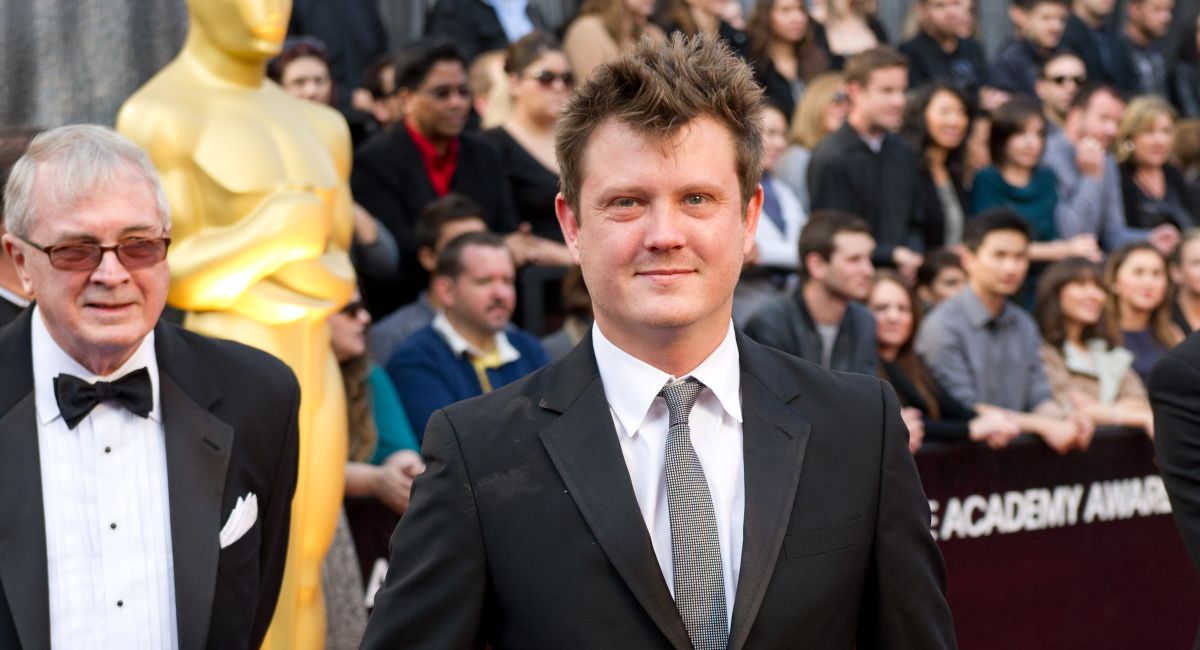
[1118,96,1199,244]
[775,72,847,210]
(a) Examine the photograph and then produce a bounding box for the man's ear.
[742,184,764,257]
[431,274,455,308]
[417,246,438,273]
[803,251,827,282]
[2,234,35,296]
[554,193,583,265]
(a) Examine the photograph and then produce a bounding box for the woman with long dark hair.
[902,82,971,249]
[1035,258,1153,436]
[744,0,832,118]
[1105,242,1185,383]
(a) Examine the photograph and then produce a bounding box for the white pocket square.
[219,493,258,549]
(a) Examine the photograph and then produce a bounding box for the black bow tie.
[54,368,153,430]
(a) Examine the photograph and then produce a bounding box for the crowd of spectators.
[295,0,1196,471]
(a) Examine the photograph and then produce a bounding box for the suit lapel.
[728,334,811,650]
[156,325,234,650]
[0,310,50,649]
[537,335,693,649]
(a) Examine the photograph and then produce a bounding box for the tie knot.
[658,378,703,429]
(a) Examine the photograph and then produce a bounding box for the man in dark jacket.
[808,47,923,278]
[900,0,989,102]
[1060,0,1140,96]
[745,211,879,375]
[351,40,518,317]
[424,0,544,61]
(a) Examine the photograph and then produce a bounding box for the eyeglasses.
[338,300,367,317]
[1045,75,1086,86]
[527,70,575,88]
[421,84,472,100]
[17,234,170,272]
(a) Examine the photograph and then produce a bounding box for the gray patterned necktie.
[659,378,729,650]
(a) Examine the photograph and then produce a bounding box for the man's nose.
[90,249,132,284]
[643,206,687,251]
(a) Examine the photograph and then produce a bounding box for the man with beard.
[745,211,879,375]
[900,0,989,103]
[1121,0,1174,97]
[385,231,548,438]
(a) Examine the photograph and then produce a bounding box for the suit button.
[117,600,123,607]
[110,523,117,530]
[104,447,111,454]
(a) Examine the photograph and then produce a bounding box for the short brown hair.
[798,210,872,280]
[555,33,764,214]
[842,46,909,88]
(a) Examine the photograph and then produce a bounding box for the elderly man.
[0,125,298,649]
[361,35,955,649]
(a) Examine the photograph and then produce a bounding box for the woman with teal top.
[972,97,1103,303]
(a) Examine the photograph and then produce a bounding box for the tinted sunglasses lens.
[340,300,365,316]
[49,245,101,271]
[534,71,573,87]
[117,239,169,268]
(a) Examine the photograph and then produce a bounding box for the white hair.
[3,124,171,237]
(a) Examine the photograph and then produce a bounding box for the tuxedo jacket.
[0,310,299,650]
[361,331,956,649]
[1149,332,1200,649]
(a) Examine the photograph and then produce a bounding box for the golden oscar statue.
[117,0,355,646]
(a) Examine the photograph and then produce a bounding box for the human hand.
[1072,413,1096,451]
[968,409,1021,448]
[1067,389,1099,413]
[1065,234,1102,262]
[892,247,923,284]
[1075,137,1106,179]
[900,406,925,454]
[1148,224,1181,256]
[374,451,427,514]
[1039,418,1079,455]
[505,225,536,267]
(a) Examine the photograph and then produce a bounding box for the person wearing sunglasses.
[353,40,520,319]
[1034,51,1087,131]
[0,124,300,649]
[483,32,575,268]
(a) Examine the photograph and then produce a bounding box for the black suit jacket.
[0,310,299,650]
[360,331,956,648]
[808,122,924,266]
[1150,332,1200,648]
[351,126,518,317]
[0,296,24,330]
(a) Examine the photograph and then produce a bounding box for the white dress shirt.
[592,322,744,624]
[31,307,178,650]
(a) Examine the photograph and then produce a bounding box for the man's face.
[811,232,876,301]
[1036,55,1086,119]
[1077,90,1124,148]
[1024,3,1068,50]
[964,230,1030,298]
[403,60,471,142]
[556,117,761,351]
[4,170,169,372]
[850,66,908,133]
[442,244,517,336]
[1129,0,1173,39]
[922,0,969,40]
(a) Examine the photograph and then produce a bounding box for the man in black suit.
[361,34,955,649]
[351,40,518,317]
[424,0,545,62]
[1150,333,1200,647]
[0,125,298,649]
[0,128,39,328]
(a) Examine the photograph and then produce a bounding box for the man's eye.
[685,194,706,205]
[614,198,638,208]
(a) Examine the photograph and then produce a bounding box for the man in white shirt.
[0,125,299,649]
[362,34,955,649]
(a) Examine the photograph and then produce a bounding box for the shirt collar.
[405,119,459,166]
[960,286,1015,329]
[31,305,161,426]
[592,321,742,438]
[431,311,520,364]
[0,285,29,308]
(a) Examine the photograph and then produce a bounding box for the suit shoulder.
[744,335,884,402]
[166,324,298,393]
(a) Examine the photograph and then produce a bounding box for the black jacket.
[899,32,989,102]
[351,126,518,316]
[360,330,955,649]
[424,0,546,61]
[743,287,879,376]
[0,311,299,650]
[808,122,923,265]
[1060,14,1140,97]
